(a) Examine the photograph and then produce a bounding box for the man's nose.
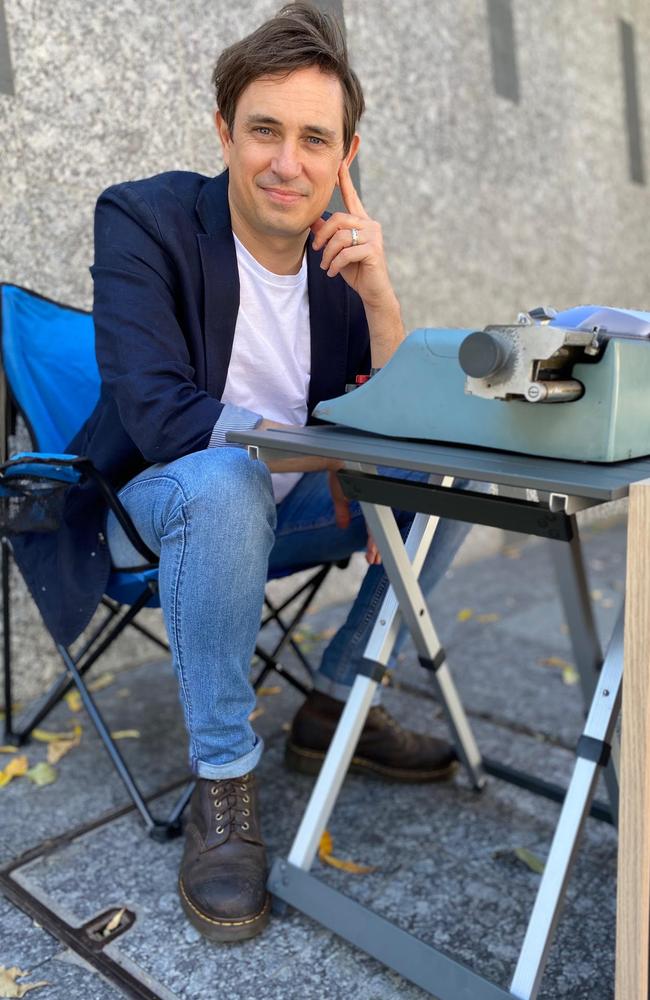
[270,140,302,179]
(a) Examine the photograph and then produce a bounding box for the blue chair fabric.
[0,284,340,836]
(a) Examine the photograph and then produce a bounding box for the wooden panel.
[616,477,650,999]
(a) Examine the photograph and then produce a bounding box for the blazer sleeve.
[346,286,371,382]
[90,183,225,464]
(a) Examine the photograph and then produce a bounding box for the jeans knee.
[164,448,276,533]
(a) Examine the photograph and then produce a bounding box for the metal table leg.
[510,608,623,999]
[357,468,485,790]
[549,523,620,821]
[286,471,480,870]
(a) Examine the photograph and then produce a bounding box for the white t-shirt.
[221,235,311,503]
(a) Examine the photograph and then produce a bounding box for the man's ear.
[215,110,232,166]
[346,133,361,167]
[337,133,360,183]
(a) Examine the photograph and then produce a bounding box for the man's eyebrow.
[303,124,337,140]
[244,114,337,139]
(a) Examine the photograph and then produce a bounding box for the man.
[15,2,469,941]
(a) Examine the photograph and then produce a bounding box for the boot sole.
[179,878,271,942]
[285,741,459,783]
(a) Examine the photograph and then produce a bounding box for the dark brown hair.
[212,2,365,154]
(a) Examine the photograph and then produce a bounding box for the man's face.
[217,66,357,243]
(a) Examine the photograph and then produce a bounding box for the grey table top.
[228,425,650,501]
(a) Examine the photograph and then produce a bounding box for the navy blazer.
[13,170,370,645]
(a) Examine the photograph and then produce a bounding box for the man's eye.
[254,127,273,136]
[306,136,324,145]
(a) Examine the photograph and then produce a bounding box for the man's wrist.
[361,286,401,319]
[365,291,404,368]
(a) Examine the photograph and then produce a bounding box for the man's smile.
[259,186,308,205]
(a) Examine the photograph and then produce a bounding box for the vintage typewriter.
[314,306,650,462]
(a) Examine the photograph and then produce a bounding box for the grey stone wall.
[346,0,650,330]
[0,1,643,699]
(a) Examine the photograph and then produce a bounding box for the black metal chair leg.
[58,643,188,838]
[8,584,157,743]
[2,539,14,740]
[101,596,169,652]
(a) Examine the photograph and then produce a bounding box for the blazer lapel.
[197,230,239,399]
[196,172,239,399]
[306,239,349,418]
[195,172,350,413]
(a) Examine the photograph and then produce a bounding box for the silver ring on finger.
[350,227,360,247]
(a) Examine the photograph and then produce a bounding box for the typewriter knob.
[459,331,508,378]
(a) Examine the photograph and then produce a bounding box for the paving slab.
[0,520,624,999]
[5,707,615,999]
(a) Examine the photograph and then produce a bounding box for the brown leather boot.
[285,690,458,782]
[178,773,270,942]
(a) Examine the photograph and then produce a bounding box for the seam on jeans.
[327,570,390,687]
[319,571,390,689]
[118,472,200,760]
[167,498,199,765]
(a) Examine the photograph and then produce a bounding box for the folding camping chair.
[0,284,347,838]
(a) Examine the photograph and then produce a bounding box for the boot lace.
[210,774,252,836]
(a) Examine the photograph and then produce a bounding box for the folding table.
[229,424,650,1000]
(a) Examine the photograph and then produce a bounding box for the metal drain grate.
[82,906,136,946]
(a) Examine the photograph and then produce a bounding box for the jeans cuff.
[193,736,264,779]
[312,674,382,706]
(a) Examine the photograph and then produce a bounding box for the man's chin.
[259,213,313,240]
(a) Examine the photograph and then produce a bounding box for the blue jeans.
[106,448,471,779]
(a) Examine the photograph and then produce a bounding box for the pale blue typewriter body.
[314,306,650,463]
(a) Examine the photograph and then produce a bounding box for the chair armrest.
[0,452,158,566]
[1,452,86,484]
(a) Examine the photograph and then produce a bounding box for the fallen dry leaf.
[26,762,57,787]
[110,730,140,740]
[32,724,80,743]
[0,746,18,754]
[291,626,320,652]
[281,722,291,732]
[590,589,604,602]
[0,755,29,788]
[318,830,376,875]
[47,726,82,765]
[256,686,281,697]
[493,846,546,874]
[116,688,130,699]
[475,613,500,624]
[502,545,522,559]
[456,608,473,622]
[87,672,115,694]
[561,665,579,686]
[248,708,265,722]
[0,966,49,997]
[540,656,572,670]
[102,907,126,937]
[514,847,545,874]
[64,690,82,713]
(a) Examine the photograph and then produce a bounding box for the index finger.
[338,160,367,218]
